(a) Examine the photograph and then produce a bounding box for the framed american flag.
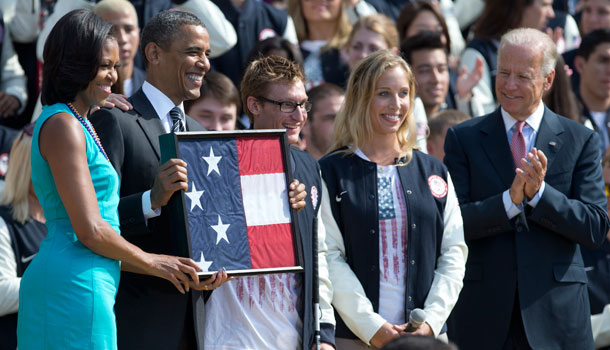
[160,130,304,278]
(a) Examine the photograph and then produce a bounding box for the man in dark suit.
[445,28,610,350]
[91,10,306,349]
[90,10,224,350]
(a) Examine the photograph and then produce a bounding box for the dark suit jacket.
[444,107,609,350]
[90,88,206,350]
[130,66,146,97]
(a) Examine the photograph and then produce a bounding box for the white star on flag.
[196,251,213,272]
[211,215,230,244]
[185,181,204,211]
[202,147,222,176]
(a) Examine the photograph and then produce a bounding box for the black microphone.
[405,308,426,332]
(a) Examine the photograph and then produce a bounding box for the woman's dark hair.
[244,37,304,73]
[396,1,451,54]
[473,0,533,40]
[41,9,113,106]
[543,55,580,122]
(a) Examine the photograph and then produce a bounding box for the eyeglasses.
[258,96,312,113]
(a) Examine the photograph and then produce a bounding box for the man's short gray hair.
[499,28,557,77]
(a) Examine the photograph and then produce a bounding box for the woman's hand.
[370,322,401,348]
[407,322,433,336]
[90,93,133,114]
[545,27,565,53]
[146,254,201,294]
[394,321,434,337]
[190,269,232,291]
[103,93,133,111]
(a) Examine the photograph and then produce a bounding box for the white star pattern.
[185,181,204,211]
[202,147,222,176]
[196,251,213,272]
[211,215,230,244]
[378,176,395,219]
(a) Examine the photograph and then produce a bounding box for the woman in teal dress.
[17,10,206,349]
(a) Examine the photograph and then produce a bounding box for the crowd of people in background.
[0,0,609,349]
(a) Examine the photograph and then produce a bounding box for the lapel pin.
[549,141,557,147]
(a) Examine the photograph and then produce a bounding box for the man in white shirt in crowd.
[303,83,344,160]
[203,55,335,350]
[575,28,610,155]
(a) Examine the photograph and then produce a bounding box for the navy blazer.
[320,149,451,338]
[130,66,146,96]
[444,107,609,350]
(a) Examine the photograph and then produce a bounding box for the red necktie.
[511,121,526,169]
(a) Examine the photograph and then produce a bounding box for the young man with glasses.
[201,55,336,350]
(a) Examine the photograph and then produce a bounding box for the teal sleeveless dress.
[18,103,121,349]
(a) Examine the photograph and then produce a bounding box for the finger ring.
[204,286,208,290]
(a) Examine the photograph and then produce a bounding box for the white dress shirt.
[500,101,546,219]
[140,81,186,219]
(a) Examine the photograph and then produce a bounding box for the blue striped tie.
[170,107,185,133]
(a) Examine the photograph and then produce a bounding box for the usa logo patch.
[259,28,278,41]
[428,175,447,199]
[310,185,319,210]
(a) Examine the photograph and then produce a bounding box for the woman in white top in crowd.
[319,50,467,349]
[288,0,351,88]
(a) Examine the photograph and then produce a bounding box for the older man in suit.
[445,28,610,350]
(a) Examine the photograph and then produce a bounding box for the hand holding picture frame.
[159,130,304,278]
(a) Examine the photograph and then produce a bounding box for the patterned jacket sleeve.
[321,181,386,344]
[0,216,19,316]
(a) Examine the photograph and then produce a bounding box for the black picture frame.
[159,129,304,277]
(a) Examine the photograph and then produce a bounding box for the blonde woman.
[288,0,352,88]
[343,14,398,70]
[319,50,467,349]
[0,125,46,349]
[341,14,429,154]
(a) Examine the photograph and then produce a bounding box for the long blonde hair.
[288,0,352,50]
[329,50,417,162]
[0,130,33,224]
[346,14,399,50]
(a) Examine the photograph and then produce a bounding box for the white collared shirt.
[500,101,546,218]
[139,81,186,219]
[142,81,185,134]
[501,101,544,148]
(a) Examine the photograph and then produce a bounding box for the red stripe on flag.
[237,136,284,175]
[247,223,295,269]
